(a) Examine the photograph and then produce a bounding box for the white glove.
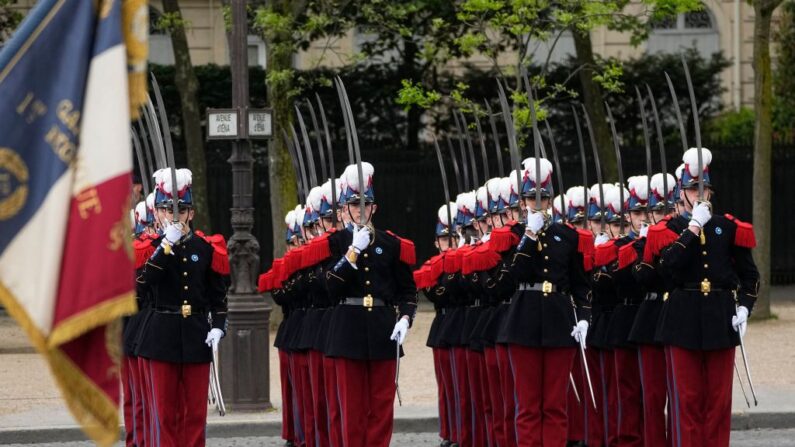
[689,202,712,228]
[526,211,545,235]
[205,328,224,347]
[594,233,610,246]
[639,223,649,239]
[163,223,183,245]
[351,225,371,252]
[732,306,749,338]
[571,320,589,348]
[390,317,410,345]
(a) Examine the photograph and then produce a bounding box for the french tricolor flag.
[0,0,147,445]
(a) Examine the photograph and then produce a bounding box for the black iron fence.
[204,144,795,284]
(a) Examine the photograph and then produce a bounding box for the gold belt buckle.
[542,281,553,294]
[181,301,192,318]
[363,294,374,310]
[700,278,712,295]
[663,292,669,301]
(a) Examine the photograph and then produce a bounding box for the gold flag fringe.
[123,0,149,119]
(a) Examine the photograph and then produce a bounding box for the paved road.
[4,429,795,446]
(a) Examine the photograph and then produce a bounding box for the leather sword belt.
[518,281,558,293]
[342,296,386,308]
[682,281,730,294]
[155,306,207,315]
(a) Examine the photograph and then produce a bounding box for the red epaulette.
[194,231,231,275]
[257,270,273,293]
[413,265,429,290]
[462,241,501,275]
[643,215,677,263]
[490,221,520,253]
[284,246,304,277]
[133,234,157,269]
[386,230,416,265]
[443,248,461,274]
[618,240,639,270]
[594,239,618,267]
[725,214,757,248]
[302,229,335,268]
[271,258,286,288]
[576,228,595,271]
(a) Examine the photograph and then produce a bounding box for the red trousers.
[432,348,451,441]
[149,360,210,447]
[309,350,329,447]
[334,357,397,447]
[438,348,458,443]
[278,350,297,443]
[615,347,644,446]
[638,345,668,447]
[323,355,343,447]
[508,344,576,447]
[138,357,155,447]
[496,344,517,446]
[294,351,316,447]
[667,346,734,447]
[466,349,488,447]
[452,346,472,446]
[601,350,619,446]
[122,355,137,447]
[484,346,507,447]
[584,348,605,447]
[567,352,585,443]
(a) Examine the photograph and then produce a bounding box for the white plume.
[486,177,502,201]
[459,191,477,214]
[566,186,589,209]
[650,173,676,196]
[499,176,516,202]
[521,157,553,185]
[605,185,630,213]
[135,201,148,224]
[589,183,615,205]
[285,210,296,228]
[682,147,712,177]
[627,175,649,201]
[294,205,306,227]
[145,192,155,211]
[343,162,375,193]
[438,203,458,226]
[675,163,685,180]
[476,186,488,210]
[307,186,324,212]
[553,194,567,214]
[157,168,192,196]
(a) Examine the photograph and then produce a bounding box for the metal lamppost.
[206,0,273,411]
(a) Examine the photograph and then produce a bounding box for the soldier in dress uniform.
[563,186,591,447]
[584,182,616,447]
[484,176,521,447]
[494,157,592,447]
[608,176,650,446]
[323,162,418,447]
[646,148,759,447]
[628,172,677,447]
[124,196,156,447]
[136,168,230,447]
[416,203,459,447]
[436,191,476,447]
[259,209,304,447]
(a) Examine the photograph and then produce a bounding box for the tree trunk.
[751,0,782,319]
[265,0,299,259]
[571,28,616,182]
[161,0,211,232]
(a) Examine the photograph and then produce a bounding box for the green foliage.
[592,61,624,93]
[154,11,192,33]
[0,0,23,43]
[704,108,756,145]
[773,0,795,143]
[396,79,442,111]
